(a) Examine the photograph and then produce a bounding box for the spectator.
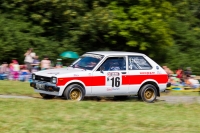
[0,62,9,80]
[9,61,14,80]
[12,60,20,81]
[32,56,40,72]
[186,75,199,89]
[162,66,174,76]
[24,48,36,72]
[176,67,183,78]
[41,56,51,70]
[176,67,184,82]
[19,65,30,82]
[169,76,182,86]
[184,67,192,77]
[55,59,63,68]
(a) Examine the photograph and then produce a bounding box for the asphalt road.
[0,95,200,104]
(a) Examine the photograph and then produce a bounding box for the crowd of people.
[0,48,63,81]
[163,66,200,89]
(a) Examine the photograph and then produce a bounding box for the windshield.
[71,54,104,70]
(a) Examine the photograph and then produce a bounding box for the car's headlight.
[51,77,57,84]
[32,74,36,80]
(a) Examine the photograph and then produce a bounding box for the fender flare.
[62,80,86,95]
[138,79,160,96]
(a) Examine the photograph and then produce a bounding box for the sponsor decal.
[107,72,120,77]
[74,74,79,76]
[107,88,120,91]
[156,66,159,70]
[157,71,161,74]
[140,72,155,75]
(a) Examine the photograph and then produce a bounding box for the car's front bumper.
[30,81,60,92]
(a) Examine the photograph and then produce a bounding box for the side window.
[97,57,126,71]
[128,56,152,70]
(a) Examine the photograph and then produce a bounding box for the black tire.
[139,84,157,103]
[63,84,85,101]
[137,89,142,100]
[40,93,55,99]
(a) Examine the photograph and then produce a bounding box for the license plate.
[36,83,45,89]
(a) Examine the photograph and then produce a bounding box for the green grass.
[0,80,200,132]
[0,99,200,133]
[0,80,39,96]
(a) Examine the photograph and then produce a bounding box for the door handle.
[121,72,126,74]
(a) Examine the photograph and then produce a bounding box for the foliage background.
[0,0,200,74]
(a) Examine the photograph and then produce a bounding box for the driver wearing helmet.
[109,60,121,71]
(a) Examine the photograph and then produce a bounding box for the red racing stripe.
[57,76,105,86]
[57,74,168,86]
[122,74,168,85]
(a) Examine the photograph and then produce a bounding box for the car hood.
[34,67,89,77]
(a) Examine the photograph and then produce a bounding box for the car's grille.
[35,75,51,82]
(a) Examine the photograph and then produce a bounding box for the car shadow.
[32,95,165,103]
[83,96,142,102]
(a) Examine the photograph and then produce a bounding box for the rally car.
[30,51,169,102]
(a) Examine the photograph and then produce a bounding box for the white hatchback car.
[30,51,169,102]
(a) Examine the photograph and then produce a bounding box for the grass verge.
[0,98,200,133]
[0,80,38,96]
[0,81,200,132]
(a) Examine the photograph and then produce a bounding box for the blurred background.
[0,0,200,74]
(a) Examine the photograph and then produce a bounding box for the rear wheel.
[40,93,55,99]
[139,84,157,103]
[64,84,85,101]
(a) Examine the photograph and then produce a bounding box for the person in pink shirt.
[11,60,20,80]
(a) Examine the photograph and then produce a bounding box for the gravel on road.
[0,95,200,104]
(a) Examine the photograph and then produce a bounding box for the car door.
[92,56,129,95]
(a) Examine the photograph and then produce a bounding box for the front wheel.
[63,84,85,101]
[40,93,55,99]
[139,84,157,103]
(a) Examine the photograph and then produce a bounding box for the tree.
[0,14,53,63]
[106,0,175,61]
[165,0,200,74]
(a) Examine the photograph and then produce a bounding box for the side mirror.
[100,66,104,73]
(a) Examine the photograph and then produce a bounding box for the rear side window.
[128,56,152,70]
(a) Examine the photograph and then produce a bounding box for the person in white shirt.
[24,48,36,72]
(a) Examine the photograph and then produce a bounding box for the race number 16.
[110,77,120,87]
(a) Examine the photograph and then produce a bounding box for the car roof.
[86,51,145,56]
